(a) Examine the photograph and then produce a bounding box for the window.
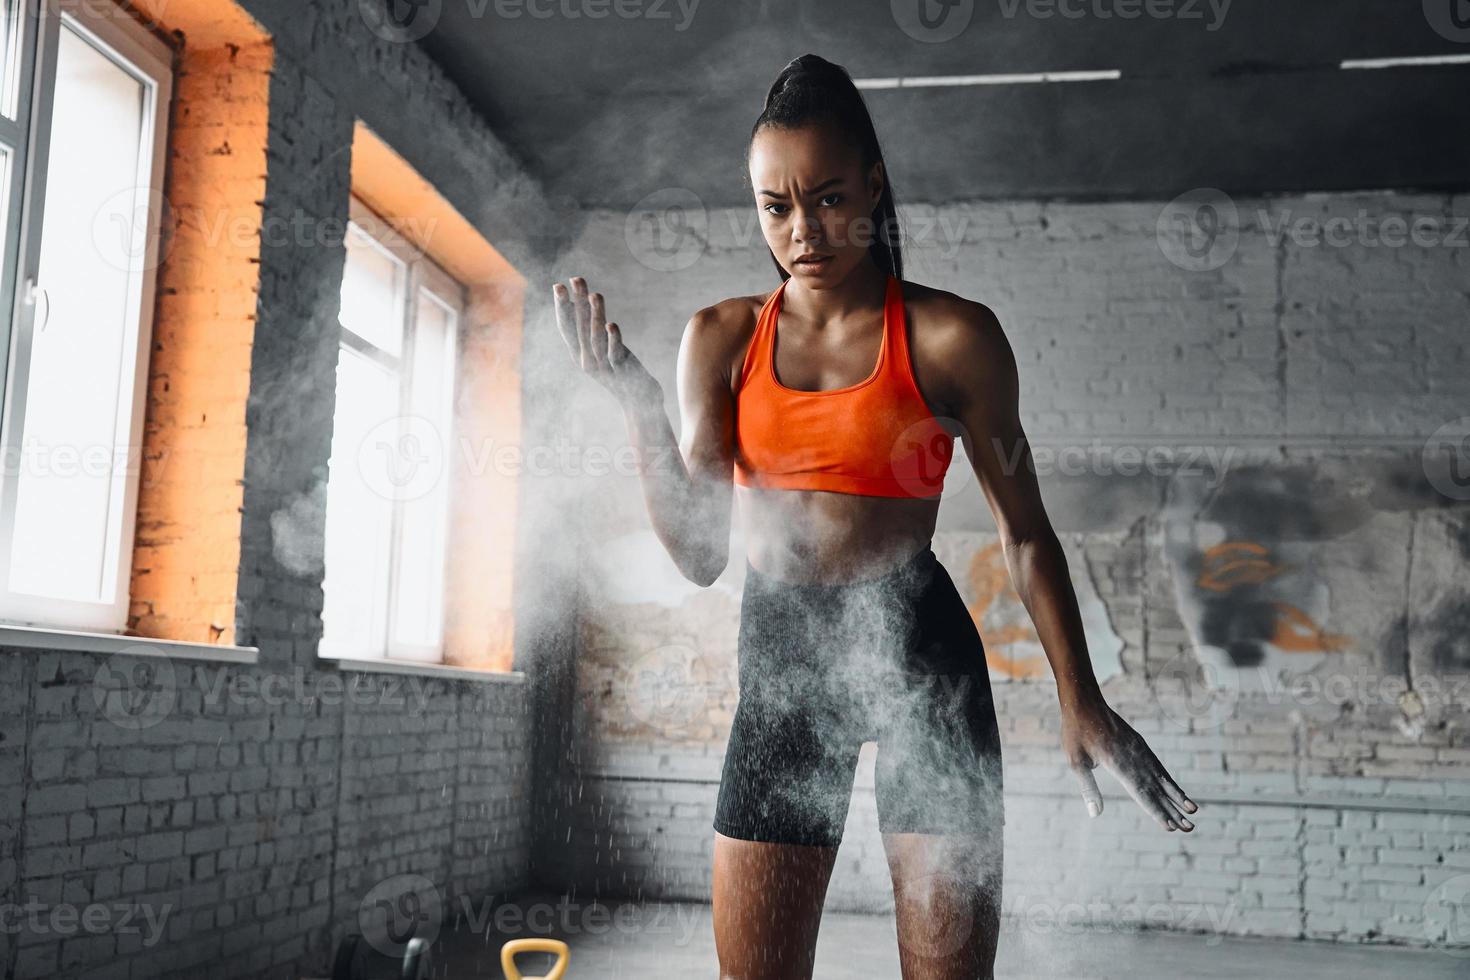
[321,195,464,663]
[0,0,172,631]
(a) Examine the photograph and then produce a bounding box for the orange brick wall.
[125,1,272,643]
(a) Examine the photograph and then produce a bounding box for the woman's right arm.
[552,277,734,586]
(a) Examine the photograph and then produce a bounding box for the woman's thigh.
[712,832,839,980]
[882,829,1004,980]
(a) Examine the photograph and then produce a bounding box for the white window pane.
[391,289,456,649]
[321,346,399,655]
[339,223,404,356]
[9,25,150,600]
[0,0,20,119]
[0,143,11,252]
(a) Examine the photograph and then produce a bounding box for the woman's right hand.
[551,277,661,407]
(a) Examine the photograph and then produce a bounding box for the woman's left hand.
[1062,700,1199,831]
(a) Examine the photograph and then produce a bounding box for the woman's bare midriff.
[735,485,940,584]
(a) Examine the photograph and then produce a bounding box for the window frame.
[0,0,42,393]
[0,0,174,632]
[320,193,466,664]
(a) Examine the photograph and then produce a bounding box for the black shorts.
[713,544,1005,847]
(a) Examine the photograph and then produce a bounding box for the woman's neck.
[781,258,889,323]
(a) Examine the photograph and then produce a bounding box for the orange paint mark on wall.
[1196,540,1293,592]
[1192,540,1348,655]
[1269,601,1352,653]
[964,543,1049,680]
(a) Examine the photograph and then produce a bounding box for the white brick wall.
[543,189,1470,951]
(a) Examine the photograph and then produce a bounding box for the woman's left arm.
[928,296,1200,833]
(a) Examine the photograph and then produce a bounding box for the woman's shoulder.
[895,278,1003,338]
[685,290,769,333]
[897,278,1015,392]
[679,290,773,381]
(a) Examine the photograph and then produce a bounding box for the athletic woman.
[552,53,1199,980]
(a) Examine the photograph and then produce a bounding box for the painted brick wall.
[0,2,552,978]
[537,190,1470,951]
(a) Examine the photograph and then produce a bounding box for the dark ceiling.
[414,0,1470,208]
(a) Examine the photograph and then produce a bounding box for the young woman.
[552,53,1199,980]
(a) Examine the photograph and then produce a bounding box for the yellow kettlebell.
[500,938,570,980]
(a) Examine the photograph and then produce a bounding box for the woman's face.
[748,121,885,285]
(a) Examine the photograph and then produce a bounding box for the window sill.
[325,656,525,684]
[0,624,259,663]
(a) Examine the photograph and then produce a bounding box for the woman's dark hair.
[749,53,903,283]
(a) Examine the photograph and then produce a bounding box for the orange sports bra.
[733,275,955,498]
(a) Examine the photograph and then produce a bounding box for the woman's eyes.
[764,194,843,216]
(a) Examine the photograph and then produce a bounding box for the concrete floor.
[420,892,1468,979]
